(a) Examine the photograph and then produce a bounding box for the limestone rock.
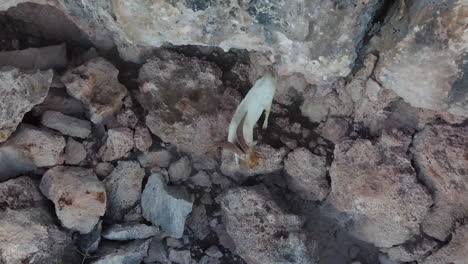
[141,173,193,238]
[134,125,152,152]
[102,223,159,241]
[61,57,127,123]
[104,161,145,222]
[422,223,468,264]
[140,50,239,156]
[221,144,287,181]
[0,176,43,210]
[138,149,172,168]
[41,110,92,138]
[328,132,432,248]
[0,68,52,142]
[284,148,329,201]
[64,138,87,165]
[221,185,315,264]
[412,125,468,240]
[374,1,468,117]
[99,127,134,161]
[3,124,65,167]
[39,166,107,234]
[91,239,152,264]
[168,156,192,183]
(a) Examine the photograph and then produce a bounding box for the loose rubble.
[99,127,134,161]
[102,223,159,241]
[41,110,91,138]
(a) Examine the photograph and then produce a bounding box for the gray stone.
[105,161,145,222]
[205,246,222,259]
[102,223,159,241]
[190,171,212,188]
[95,162,115,179]
[422,223,468,264]
[187,205,210,240]
[0,68,52,142]
[321,117,349,144]
[144,234,170,264]
[199,256,220,264]
[41,110,92,138]
[0,146,37,182]
[220,144,287,181]
[61,57,127,123]
[168,156,192,182]
[210,172,232,190]
[117,108,138,128]
[91,239,152,264]
[284,148,329,201]
[168,249,192,264]
[78,220,102,255]
[0,43,67,70]
[134,125,153,152]
[328,132,432,248]
[384,236,437,263]
[99,127,134,161]
[0,176,43,210]
[39,166,107,234]
[412,125,468,241]
[141,173,193,238]
[138,149,172,168]
[64,138,87,165]
[2,124,65,167]
[166,238,184,249]
[32,88,85,117]
[221,185,315,264]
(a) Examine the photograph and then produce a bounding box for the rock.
[0,43,67,70]
[0,176,43,210]
[168,156,192,183]
[187,205,210,240]
[374,1,468,117]
[168,249,192,264]
[205,246,223,259]
[32,88,85,117]
[0,206,78,264]
[190,171,212,188]
[328,132,432,248]
[99,127,134,161]
[3,124,65,167]
[422,223,468,264]
[144,234,170,263]
[210,172,232,190]
[0,68,52,142]
[220,144,287,181]
[105,161,145,222]
[384,236,437,263]
[138,149,172,168]
[134,125,152,152]
[140,50,239,157]
[61,57,128,123]
[102,223,159,241]
[123,204,145,223]
[411,125,468,240]
[284,148,329,201]
[0,146,37,182]
[141,173,193,238]
[41,110,92,138]
[91,239,152,264]
[117,108,138,128]
[321,117,349,144]
[39,166,106,234]
[166,238,184,249]
[199,256,220,264]
[221,185,315,264]
[64,138,87,165]
[95,162,115,179]
[78,220,102,255]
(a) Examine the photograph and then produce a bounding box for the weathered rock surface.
[284,148,329,201]
[32,88,85,117]
[64,137,87,165]
[321,117,349,144]
[383,236,437,263]
[0,43,67,70]
[137,149,172,168]
[168,156,192,183]
[117,108,138,128]
[78,220,102,255]
[422,223,468,264]
[41,110,92,138]
[221,185,315,264]
[102,223,159,241]
[3,124,65,167]
[140,50,239,156]
[0,146,36,182]
[221,144,287,181]
[105,161,145,222]
[187,204,210,240]
[144,234,170,263]
[134,125,152,152]
[0,176,43,210]
[0,68,52,142]
[61,57,127,123]
[99,127,134,161]
[40,166,106,233]
[168,249,192,264]
[91,239,152,264]
[141,173,193,239]
[412,125,468,240]
[328,132,432,248]
[190,171,212,188]
[374,1,468,117]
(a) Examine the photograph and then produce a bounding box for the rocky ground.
[0,1,467,264]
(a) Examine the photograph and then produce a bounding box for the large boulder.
[328,131,432,248]
[0,68,52,142]
[412,125,468,240]
[40,166,107,234]
[374,0,468,117]
[221,185,316,264]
